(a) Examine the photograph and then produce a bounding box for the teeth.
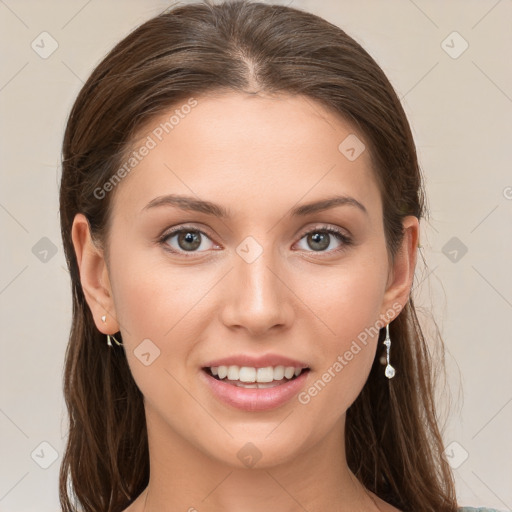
[209,365,305,383]
[284,367,295,379]
[256,367,274,383]
[239,366,256,382]
[227,366,238,380]
[273,366,285,380]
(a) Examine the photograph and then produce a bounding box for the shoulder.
[458,507,505,512]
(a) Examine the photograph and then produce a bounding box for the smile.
[201,365,311,411]
[206,365,307,387]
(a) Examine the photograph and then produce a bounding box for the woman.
[58,1,500,511]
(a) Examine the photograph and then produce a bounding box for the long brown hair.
[59,1,458,510]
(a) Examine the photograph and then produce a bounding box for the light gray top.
[458,507,504,512]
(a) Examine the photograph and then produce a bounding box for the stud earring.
[383,323,395,379]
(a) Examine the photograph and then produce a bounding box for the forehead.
[111,92,381,222]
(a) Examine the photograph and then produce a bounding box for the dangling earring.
[107,334,123,347]
[101,314,123,347]
[383,323,395,379]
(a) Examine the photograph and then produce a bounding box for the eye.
[295,225,352,254]
[158,224,352,257]
[160,226,217,255]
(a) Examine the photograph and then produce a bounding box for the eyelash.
[158,224,352,258]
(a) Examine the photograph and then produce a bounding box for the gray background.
[0,0,511,510]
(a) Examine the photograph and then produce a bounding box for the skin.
[72,92,418,512]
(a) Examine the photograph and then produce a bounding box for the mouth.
[201,364,311,411]
[202,365,310,388]
[199,355,312,411]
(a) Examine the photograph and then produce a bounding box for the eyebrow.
[141,194,368,217]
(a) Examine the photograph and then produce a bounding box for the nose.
[219,242,294,337]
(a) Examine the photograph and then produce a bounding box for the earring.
[383,323,395,379]
[107,334,123,347]
[101,314,123,347]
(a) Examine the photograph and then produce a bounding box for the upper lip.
[202,353,310,369]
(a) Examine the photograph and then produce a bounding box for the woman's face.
[76,92,418,468]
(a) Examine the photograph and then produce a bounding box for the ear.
[379,215,420,321]
[71,213,119,335]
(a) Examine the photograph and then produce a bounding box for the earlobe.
[71,213,119,334]
[380,216,420,320]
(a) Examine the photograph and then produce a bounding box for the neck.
[134,406,380,512]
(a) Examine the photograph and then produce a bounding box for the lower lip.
[200,369,310,412]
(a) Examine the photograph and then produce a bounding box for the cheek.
[107,247,215,387]
[292,257,387,409]
[294,255,388,342]
[108,246,201,339]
